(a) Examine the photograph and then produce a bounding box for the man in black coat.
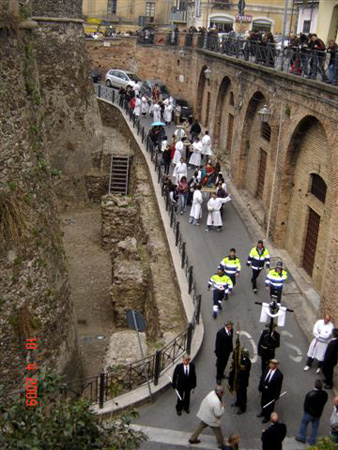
[215,321,234,384]
[257,324,280,373]
[323,328,338,389]
[261,412,287,450]
[258,359,283,423]
[295,379,328,445]
[229,348,251,414]
[172,354,196,415]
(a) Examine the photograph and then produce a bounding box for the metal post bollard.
[170,205,174,228]
[112,89,115,103]
[175,221,180,246]
[181,242,186,268]
[153,350,162,386]
[195,295,202,325]
[186,323,193,355]
[98,83,101,98]
[166,190,170,211]
[157,164,161,183]
[99,371,105,409]
[188,266,193,294]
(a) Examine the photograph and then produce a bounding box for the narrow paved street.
[110,94,333,449]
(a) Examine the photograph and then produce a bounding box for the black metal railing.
[62,85,203,408]
[135,32,338,86]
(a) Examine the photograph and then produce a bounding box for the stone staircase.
[109,155,130,195]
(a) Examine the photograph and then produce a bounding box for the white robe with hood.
[173,140,184,165]
[206,196,231,227]
[190,189,203,220]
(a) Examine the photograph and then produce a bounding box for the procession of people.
[115,87,338,448]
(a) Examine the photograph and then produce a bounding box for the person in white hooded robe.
[153,102,161,122]
[206,193,231,232]
[189,138,203,168]
[173,139,184,165]
[189,185,203,225]
[304,314,334,373]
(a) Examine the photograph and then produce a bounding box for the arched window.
[310,174,327,203]
[229,91,234,106]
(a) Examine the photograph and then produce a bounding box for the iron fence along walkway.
[61,85,202,408]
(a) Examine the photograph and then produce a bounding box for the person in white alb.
[133,95,141,118]
[153,102,161,122]
[141,96,148,116]
[201,131,212,158]
[304,314,334,373]
[189,185,203,226]
[172,139,184,165]
[189,138,203,168]
[173,157,187,183]
[206,192,231,232]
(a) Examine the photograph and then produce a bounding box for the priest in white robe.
[153,102,161,122]
[189,138,203,168]
[206,193,231,232]
[134,95,141,118]
[173,139,184,165]
[202,131,212,157]
[141,96,149,116]
[189,185,203,225]
[173,157,187,182]
[164,103,173,125]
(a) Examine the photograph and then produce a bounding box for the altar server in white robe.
[164,103,173,125]
[189,185,203,225]
[205,193,231,232]
[304,314,334,373]
[173,139,184,165]
[141,96,149,116]
[202,131,212,157]
[173,157,187,183]
[134,95,142,118]
[189,138,203,168]
[153,102,161,122]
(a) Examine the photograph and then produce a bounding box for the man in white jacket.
[189,385,226,449]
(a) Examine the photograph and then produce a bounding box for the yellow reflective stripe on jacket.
[208,274,233,290]
[265,269,288,288]
[220,257,241,274]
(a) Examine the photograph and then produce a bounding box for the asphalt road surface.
[108,91,333,449]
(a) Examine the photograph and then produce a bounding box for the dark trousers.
[260,354,274,373]
[306,357,324,368]
[176,388,191,412]
[270,286,282,303]
[323,363,334,387]
[164,161,170,175]
[261,392,275,419]
[216,355,230,381]
[228,273,236,287]
[236,386,247,412]
[213,289,226,306]
[251,268,262,289]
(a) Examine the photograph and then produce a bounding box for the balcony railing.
[136,32,338,86]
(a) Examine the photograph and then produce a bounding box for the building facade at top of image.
[82,0,337,43]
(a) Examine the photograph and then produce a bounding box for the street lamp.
[258,104,272,123]
[204,66,212,79]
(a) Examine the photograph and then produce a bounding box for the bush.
[0,369,147,449]
[308,437,338,449]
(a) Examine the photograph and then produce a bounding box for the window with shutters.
[146,2,155,18]
[310,174,327,203]
[111,0,117,14]
[260,122,271,142]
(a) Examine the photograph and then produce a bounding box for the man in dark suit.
[172,354,196,415]
[258,359,283,423]
[261,412,287,450]
[230,348,251,414]
[257,324,280,373]
[323,328,338,389]
[215,321,234,384]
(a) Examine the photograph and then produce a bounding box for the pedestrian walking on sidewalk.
[189,184,203,225]
[304,314,334,373]
[215,321,234,383]
[261,412,286,450]
[219,248,241,288]
[246,240,270,293]
[257,359,283,424]
[265,261,288,304]
[189,385,227,449]
[205,193,231,232]
[208,266,233,319]
[295,379,328,445]
[322,328,338,388]
[172,354,196,416]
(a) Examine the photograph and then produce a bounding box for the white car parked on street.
[105,69,142,89]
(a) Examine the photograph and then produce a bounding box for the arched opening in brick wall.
[236,91,267,191]
[196,65,208,125]
[275,115,334,293]
[213,76,231,154]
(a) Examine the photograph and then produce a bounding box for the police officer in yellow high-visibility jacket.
[219,248,241,287]
[247,240,270,293]
[265,261,288,303]
[208,266,233,319]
